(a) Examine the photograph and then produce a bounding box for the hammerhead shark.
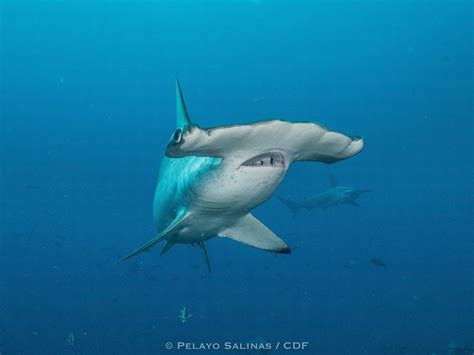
[277,175,370,216]
[118,80,364,272]
[178,306,192,323]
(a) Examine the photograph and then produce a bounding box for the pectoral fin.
[218,214,290,253]
[116,211,188,263]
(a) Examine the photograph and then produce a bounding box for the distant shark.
[118,80,364,272]
[178,306,192,323]
[278,175,370,216]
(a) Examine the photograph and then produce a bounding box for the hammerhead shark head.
[118,80,364,272]
[277,175,370,216]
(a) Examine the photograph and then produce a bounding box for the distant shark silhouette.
[178,306,192,323]
[278,175,370,216]
[117,80,364,272]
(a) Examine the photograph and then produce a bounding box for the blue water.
[1,1,473,354]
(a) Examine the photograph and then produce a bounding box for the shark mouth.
[241,152,285,168]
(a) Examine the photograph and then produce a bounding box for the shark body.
[278,176,370,215]
[118,81,364,271]
[178,306,192,323]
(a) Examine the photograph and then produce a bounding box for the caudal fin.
[277,195,302,218]
[329,174,339,187]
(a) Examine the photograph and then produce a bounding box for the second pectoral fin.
[218,214,290,254]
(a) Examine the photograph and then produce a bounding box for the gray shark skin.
[118,81,364,271]
[278,175,370,216]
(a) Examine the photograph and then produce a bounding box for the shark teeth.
[241,152,285,168]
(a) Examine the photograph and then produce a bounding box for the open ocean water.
[1,1,473,354]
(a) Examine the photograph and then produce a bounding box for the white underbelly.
[166,213,240,244]
[155,155,288,245]
[193,163,287,213]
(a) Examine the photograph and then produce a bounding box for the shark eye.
[172,129,183,144]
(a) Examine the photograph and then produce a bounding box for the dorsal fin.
[175,79,191,128]
[329,174,338,188]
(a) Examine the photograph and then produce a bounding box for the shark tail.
[277,195,302,218]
